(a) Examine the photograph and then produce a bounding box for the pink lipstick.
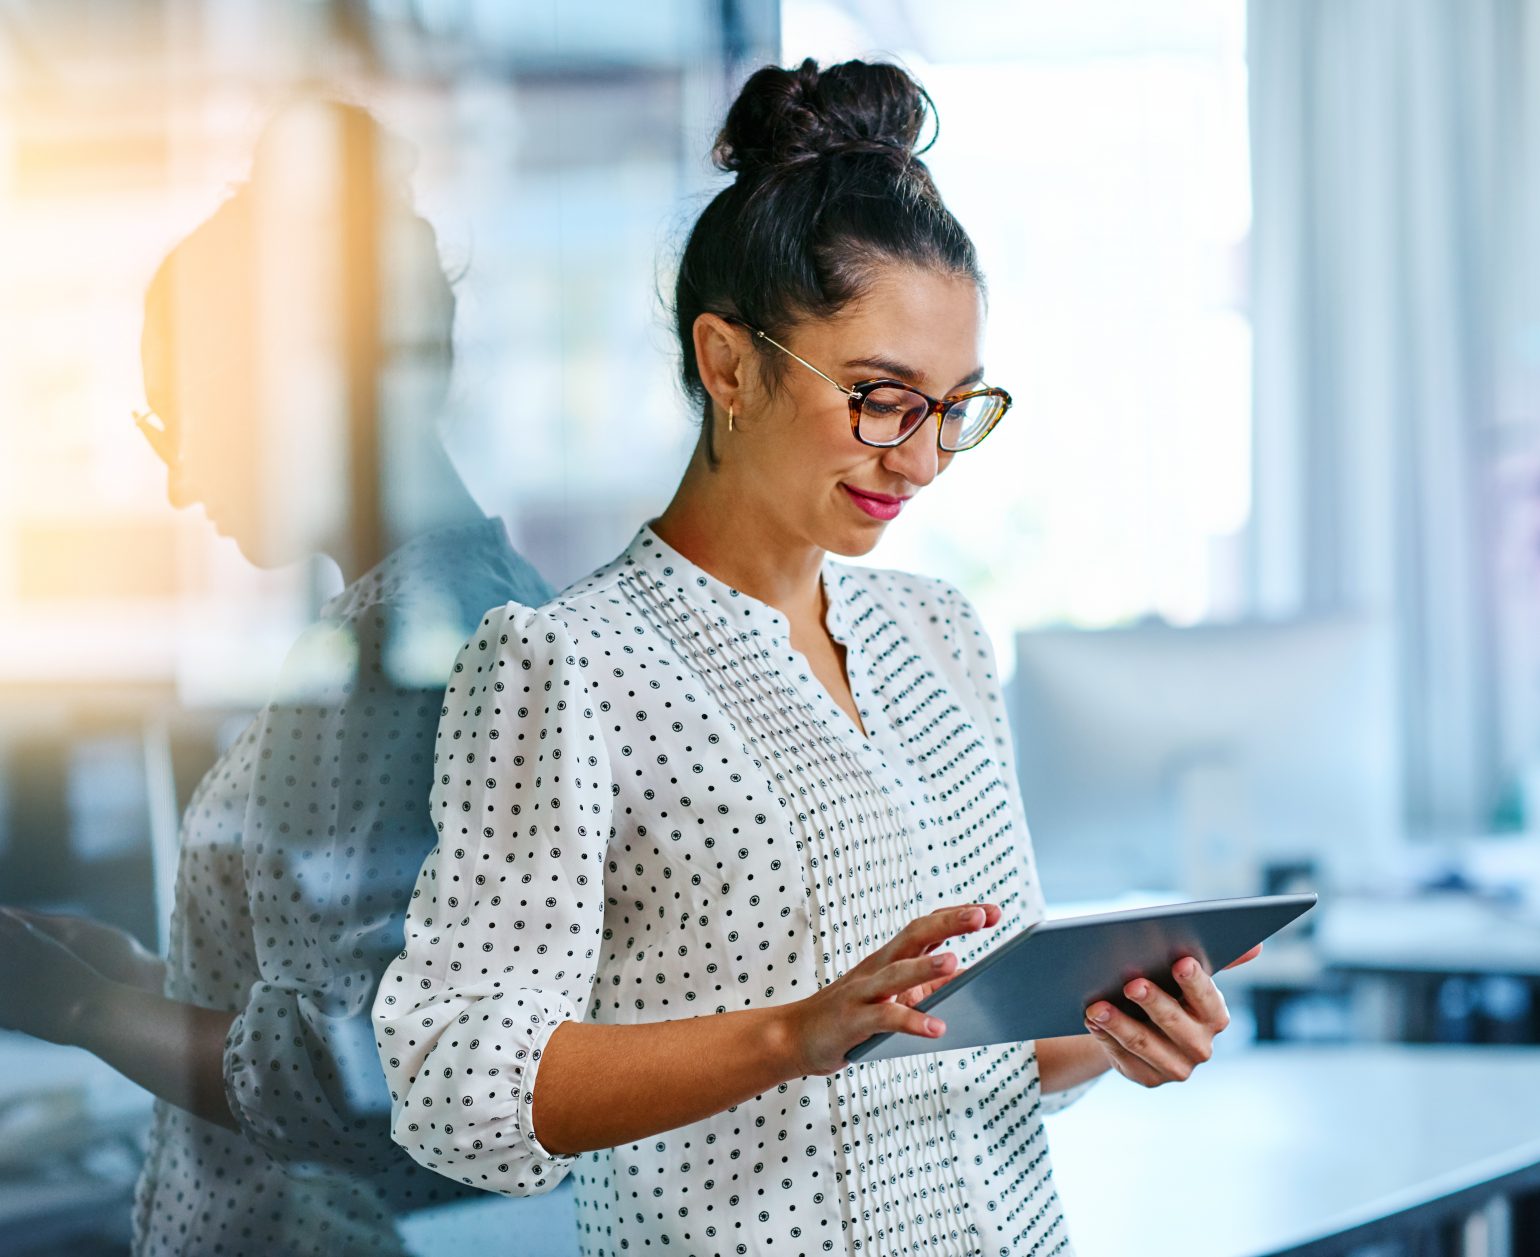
[841,484,910,521]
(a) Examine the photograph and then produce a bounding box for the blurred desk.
[1057,891,1540,1044]
[1047,1044,1540,1256]
[1317,895,1540,1043]
[1315,895,1540,976]
[1221,895,1540,1043]
[0,1032,153,1255]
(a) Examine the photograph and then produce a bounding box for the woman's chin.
[826,522,887,558]
[217,526,292,572]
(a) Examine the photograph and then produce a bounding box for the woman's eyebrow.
[844,356,987,392]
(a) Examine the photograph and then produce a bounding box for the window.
[784,1,1253,676]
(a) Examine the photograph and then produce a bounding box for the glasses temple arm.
[753,329,857,399]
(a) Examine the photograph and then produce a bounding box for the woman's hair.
[142,98,455,426]
[673,57,983,464]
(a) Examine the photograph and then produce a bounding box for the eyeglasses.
[723,317,1012,453]
[133,407,177,468]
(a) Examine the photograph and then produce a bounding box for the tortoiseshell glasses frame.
[719,315,1012,452]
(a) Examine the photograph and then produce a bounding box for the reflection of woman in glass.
[0,101,549,1254]
[375,59,1254,1256]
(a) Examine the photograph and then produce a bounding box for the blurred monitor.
[1008,616,1401,903]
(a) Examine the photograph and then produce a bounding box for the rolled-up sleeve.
[218,613,452,1176]
[372,602,613,1196]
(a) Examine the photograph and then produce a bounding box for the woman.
[374,59,1251,1257]
[0,100,550,1254]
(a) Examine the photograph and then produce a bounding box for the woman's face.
[737,263,986,558]
[138,312,273,566]
[139,289,349,574]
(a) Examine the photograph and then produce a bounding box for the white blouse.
[133,518,551,1256]
[373,520,1097,1257]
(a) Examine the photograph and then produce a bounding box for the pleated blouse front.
[373,521,1093,1257]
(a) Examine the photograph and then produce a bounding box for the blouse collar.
[319,514,510,621]
[626,520,855,648]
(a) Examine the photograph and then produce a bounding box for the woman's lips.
[841,483,910,521]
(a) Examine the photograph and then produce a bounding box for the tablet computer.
[844,892,1317,1064]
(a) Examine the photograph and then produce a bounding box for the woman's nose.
[166,464,195,510]
[880,422,943,488]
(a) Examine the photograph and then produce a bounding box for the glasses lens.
[857,386,930,445]
[134,408,176,466]
[939,393,1005,451]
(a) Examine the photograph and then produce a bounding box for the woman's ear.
[693,312,754,415]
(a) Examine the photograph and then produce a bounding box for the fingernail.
[931,954,949,970]
[1128,981,1149,1000]
[1090,1005,1111,1023]
[957,907,982,925]
[925,1017,943,1035]
[1178,960,1197,979]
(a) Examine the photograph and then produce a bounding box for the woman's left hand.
[0,907,105,1045]
[2,906,165,992]
[1083,945,1262,1087]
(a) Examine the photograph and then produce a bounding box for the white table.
[7,1038,1538,1257]
[0,1033,153,1253]
[1045,1044,1540,1257]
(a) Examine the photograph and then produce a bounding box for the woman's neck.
[651,443,826,627]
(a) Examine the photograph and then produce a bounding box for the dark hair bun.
[713,57,932,175]
[676,56,980,468]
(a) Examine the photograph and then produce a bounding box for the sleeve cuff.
[515,1013,581,1169]
[1041,1074,1102,1115]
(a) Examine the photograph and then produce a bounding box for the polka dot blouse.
[132,517,552,1256]
[374,520,1098,1257]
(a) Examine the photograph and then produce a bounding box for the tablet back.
[845,892,1317,1064]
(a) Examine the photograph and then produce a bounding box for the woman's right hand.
[782,902,1002,1076]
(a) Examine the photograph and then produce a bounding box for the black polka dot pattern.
[132,517,553,1256]
[375,521,1096,1256]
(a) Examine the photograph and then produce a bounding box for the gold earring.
[728,403,735,433]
